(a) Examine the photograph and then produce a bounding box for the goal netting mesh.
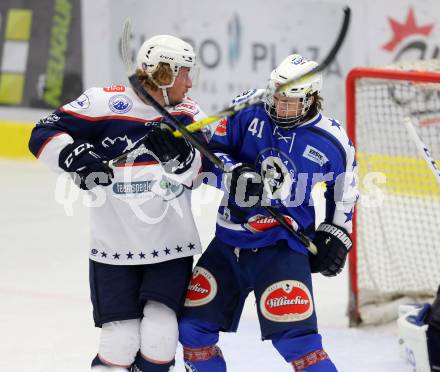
[347,60,440,325]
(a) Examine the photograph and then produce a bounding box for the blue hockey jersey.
[207,91,358,255]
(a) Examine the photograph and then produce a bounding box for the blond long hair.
[135,62,173,91]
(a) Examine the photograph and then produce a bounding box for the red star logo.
[382,7,434,52]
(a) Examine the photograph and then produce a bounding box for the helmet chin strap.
[161,88,170,106]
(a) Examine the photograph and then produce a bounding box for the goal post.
[346,61,440,326]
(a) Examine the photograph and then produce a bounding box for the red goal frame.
[345,67,440,325]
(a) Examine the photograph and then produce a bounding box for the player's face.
[168,67,192,105]
[273,94,303,119]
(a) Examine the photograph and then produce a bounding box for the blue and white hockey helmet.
[136,35,197,89]
[264,54,322,128]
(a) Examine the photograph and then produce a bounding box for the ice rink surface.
[0,160,409,371]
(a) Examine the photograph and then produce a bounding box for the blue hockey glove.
[310,222,352,277]
[229,163,264,208]
[143,126,195,174]
[59,140,114,190]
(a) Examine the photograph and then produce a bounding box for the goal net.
[346,60,440,326]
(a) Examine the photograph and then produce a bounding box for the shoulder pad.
[61,87,136,118]
[173,97,200,117]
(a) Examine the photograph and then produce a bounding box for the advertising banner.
[0,0,83,109]
[102,0,351,121]
[359,1,440,66]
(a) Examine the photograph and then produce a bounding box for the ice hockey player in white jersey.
[178,54,358,371]
[29,35,208,371]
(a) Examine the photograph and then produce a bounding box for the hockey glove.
[143,126,195,174]
[228,163,264,208]
[309,222,353,277]
[59,140,114,190]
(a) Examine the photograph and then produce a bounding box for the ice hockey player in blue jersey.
[29,35,208,371]
[179,54,359,371]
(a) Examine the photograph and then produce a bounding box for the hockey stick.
[403,117,440,184]
[117,18,318,254]
[174,6,351,137]
[111,6,351,166]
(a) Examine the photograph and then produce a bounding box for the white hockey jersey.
[29,85,208,265]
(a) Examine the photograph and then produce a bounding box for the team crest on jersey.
[260,155,294,201]
[256,148,297,204]
[69,93,90,109]
[260,280,313,322]
[215,118,228,136]
[103,85,126,92]
[109,94,133,114]
[244,214,298,233]
[184,267,217,307]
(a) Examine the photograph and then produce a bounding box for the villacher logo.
[184,267,217,307]
[259,280,313,322]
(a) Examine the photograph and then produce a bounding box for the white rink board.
[0,160,408,371]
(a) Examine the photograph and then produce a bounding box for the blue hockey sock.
[271,329,336,371]
[291,351,337,371]
[183,345,226,372]
[179,317,226,371]
[133,353,175,372]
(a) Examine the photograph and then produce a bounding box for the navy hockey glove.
[229,163,264,208]
[143,126,195,174]
[59,140,114,190]
[309,222,353,277]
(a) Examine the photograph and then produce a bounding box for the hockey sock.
[132,353,175,372]
[271,329,336,371]
[183,345,226,372]
[179,318,226,371]
[291,350,337,371]
[91,354,131,371]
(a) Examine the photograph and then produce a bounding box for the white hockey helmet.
[136,35,197,105]
[265,54,322,128]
